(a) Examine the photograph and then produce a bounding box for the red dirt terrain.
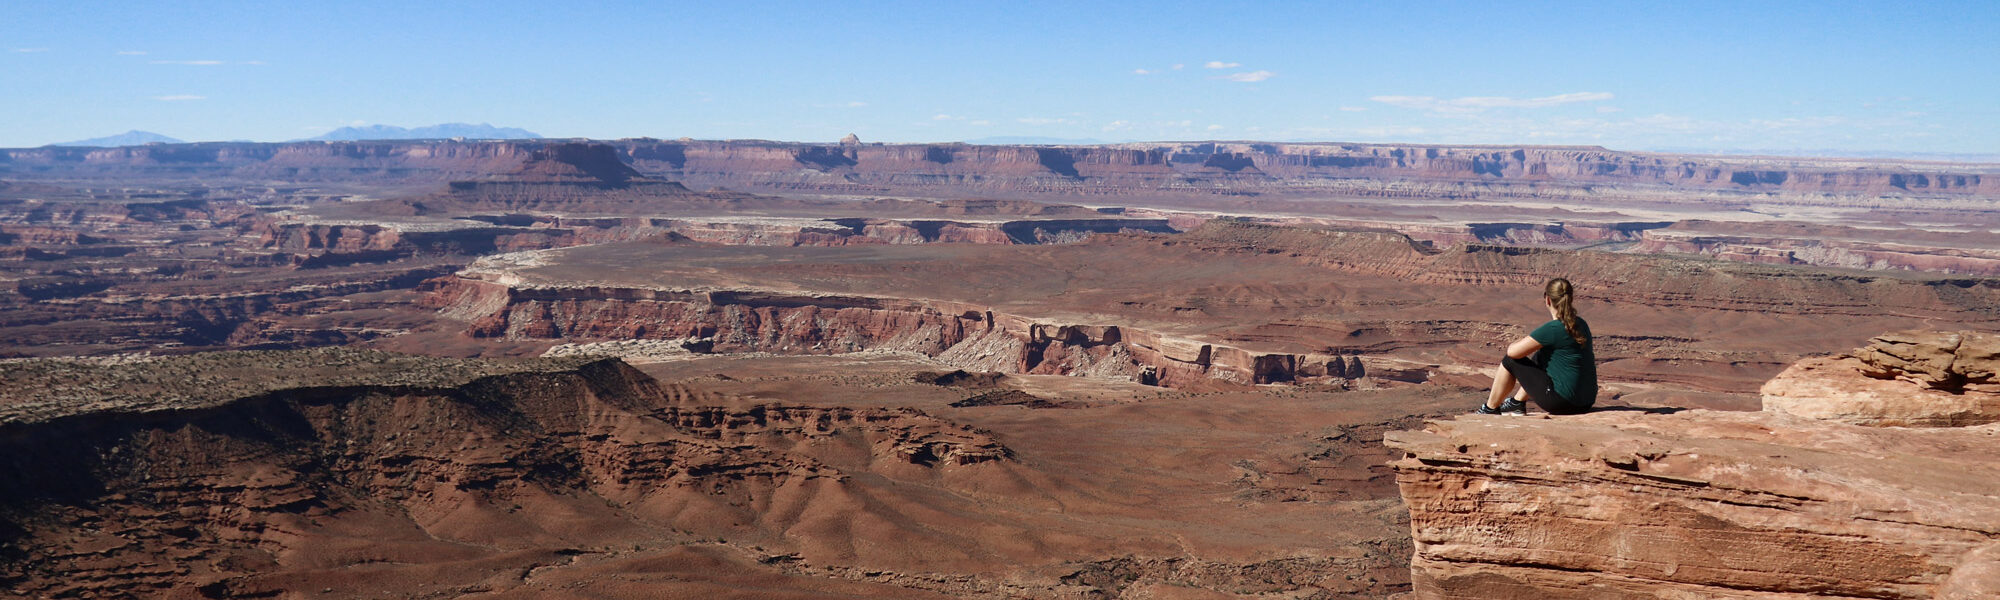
[0,348,1458,598]
[4,138,1999,598]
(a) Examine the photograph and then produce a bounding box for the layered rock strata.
[1634,221,2000,276]
[1386,410,2000,599]
[422,276,1358,388]
[255,216,1176,264]
[9,139,1996,201]
[1387,331,2000,599]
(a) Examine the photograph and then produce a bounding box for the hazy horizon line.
[23,131,2000,165]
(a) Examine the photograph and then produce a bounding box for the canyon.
[0,348,1450,598]
[4,137,1999,598]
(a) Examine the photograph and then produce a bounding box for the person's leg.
[1486,360,1519,409]
[1500,357,1563,413]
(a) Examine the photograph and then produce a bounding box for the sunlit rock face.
[1762,330,2000,427]
[1387,331,2000,599]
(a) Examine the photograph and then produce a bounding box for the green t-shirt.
[1529,318,1596,405]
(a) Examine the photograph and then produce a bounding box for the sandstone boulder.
[1762,330,2000,426]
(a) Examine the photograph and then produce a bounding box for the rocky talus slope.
[1386,331,2000,599]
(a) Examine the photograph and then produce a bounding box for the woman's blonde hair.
[1545,278,1588,349]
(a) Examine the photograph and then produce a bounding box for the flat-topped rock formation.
[1633,220,2000,276]
[1387,330,2000,599]
[422,275,1342,388]
[7,139,1997,202]
[383,142,711,215]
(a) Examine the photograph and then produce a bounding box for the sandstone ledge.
[1385,410,2000,599]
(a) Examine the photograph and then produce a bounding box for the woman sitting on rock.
[1478,277,1596,415]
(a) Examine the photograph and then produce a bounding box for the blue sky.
[4,1,1997,153]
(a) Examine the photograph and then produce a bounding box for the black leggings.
[1501,356,1591,414]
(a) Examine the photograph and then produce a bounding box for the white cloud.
[1017,117,1074,125]
[1172,63,1185,70]
[933,114,969,121]
[153,95,206,101]
[117,50,147,55]
[969,119,992,126]
[1133,68,1154,75]
[1103,120,1132,132]
[1206,124,1224,131]
[1204,61,1240,69]
[1370,92,1614,112]
[150,59,225,65]
[242,60,266,66]
[1338,106,1367,112]
[13,47,49,53]
[1220,70,1274,83]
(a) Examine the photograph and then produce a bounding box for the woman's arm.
[1506,335,1542,359]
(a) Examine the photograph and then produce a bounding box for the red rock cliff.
[8,139,1995,200]
[1385,331,2000,599]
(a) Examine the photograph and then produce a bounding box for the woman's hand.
[1506,335,1542,359]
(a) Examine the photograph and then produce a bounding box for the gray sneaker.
[1499,398,1528,416]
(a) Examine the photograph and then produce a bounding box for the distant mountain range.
[49,130,184,147]
[304,123,542,142]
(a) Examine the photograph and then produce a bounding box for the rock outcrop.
[1762,330,2000,426]
[1388,331,2000,599]
[421,276,1349,388]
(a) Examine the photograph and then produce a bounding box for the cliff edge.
[1386,331,2000,599]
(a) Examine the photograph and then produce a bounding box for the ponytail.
[1545,278,1588,350]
